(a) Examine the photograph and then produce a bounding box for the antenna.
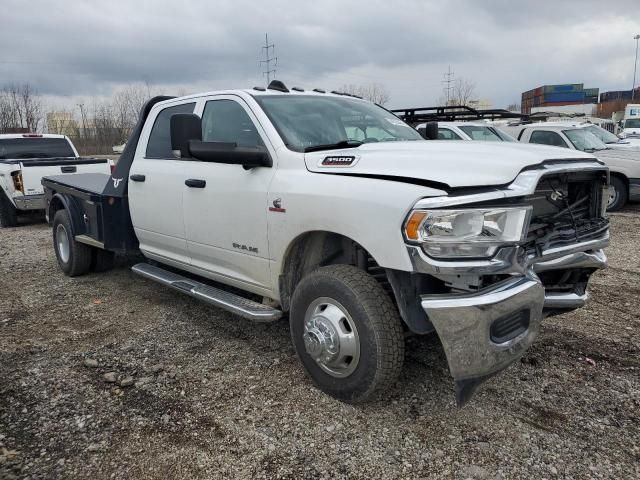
[260,33,277,84]
[442,65,455,105]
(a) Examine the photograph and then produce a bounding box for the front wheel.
[607,176,628,212]
[290,265,405,403]
[52,209,93,276]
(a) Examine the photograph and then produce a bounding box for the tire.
[91,249,115,273]
[290,264,405,403]
[607,176,628,212]
[0,193,18,228]
[52,209,93,276]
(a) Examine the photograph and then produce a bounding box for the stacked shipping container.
[521,84,599,114]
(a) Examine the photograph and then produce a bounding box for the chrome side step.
[131,263,282,322]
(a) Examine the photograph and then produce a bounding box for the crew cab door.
[128,101,196,266]
[183,96,275,290]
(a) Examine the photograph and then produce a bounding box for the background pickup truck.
[500,122,640,211]
[42,82,610,405]
[0,134,112,227]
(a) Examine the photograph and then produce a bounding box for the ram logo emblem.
[112,178,123,188]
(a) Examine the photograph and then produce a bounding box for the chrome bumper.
[412,235,608,405]
[13,194,45,210]
[422,276,544,404]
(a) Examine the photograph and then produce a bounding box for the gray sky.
[2,0,640,109]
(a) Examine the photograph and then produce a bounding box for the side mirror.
[170,113,202,158]
[423,121,439,140]
[188,140,272,168]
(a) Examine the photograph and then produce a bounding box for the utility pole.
[442,65,454,105]
[260,33,277,85]
[77,103,87,139]
[633,34,640,101]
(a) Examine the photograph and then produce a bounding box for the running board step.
[131,263,282,322]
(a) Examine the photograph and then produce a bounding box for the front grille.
[524,171,608,254]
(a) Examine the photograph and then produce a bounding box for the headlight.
[404,207,531,258]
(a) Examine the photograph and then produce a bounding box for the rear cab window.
[145,102,196,158]
[0,137,75,160]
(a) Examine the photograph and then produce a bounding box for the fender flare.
[48,193,86,236]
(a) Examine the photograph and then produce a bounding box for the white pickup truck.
[0,134,112,227]
[42,83,610,405]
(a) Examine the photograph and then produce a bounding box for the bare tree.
[0,84,43,132]
[340,83,391,105]
[438,78,476,106]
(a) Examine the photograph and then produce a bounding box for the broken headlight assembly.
[404,207,532,259]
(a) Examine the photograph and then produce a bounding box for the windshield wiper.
[304,140,363,153]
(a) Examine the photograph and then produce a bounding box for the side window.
[201,99,264,148]
[529,130,568,148]
[145,102,196,158]
[438,128,462,140]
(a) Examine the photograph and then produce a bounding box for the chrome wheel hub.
[303,297,360,378]
[56,224,70,263]
[608,185,618,207]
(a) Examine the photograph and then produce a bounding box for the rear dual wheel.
[52,210,114,276]
[290,265,405,403]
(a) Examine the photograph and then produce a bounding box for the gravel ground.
[0,207,638,479]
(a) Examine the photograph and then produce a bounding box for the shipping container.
[543,83,583,94]
[534,86,543,97]
[585,95,598,104]
[584,87,599,97]
[540,100,584,107]
[542,92,585,103]
[600,90,633,102]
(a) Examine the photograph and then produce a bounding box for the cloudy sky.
[2,0,640,110]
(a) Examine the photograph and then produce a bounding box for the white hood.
[304,141,599,188]
[595,148,640,162]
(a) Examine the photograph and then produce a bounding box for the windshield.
[458,125,504,142]
[0,137,75,159]
[585,125,620,144]
[562,129,607,152]
[625,119,640,129]
[253,95,422,152]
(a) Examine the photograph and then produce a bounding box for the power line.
[260,33,277,84]
[442,65,454,105]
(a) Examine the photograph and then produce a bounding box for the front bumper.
[412,235,609,405]
[13,194,45,211]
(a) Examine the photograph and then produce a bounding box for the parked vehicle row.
[38,82,610,405]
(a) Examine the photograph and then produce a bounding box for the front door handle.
[60,166,77,173]
[130,174,146,182]
[185,179,206,188]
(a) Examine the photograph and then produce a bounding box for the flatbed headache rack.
[391,105,527,125]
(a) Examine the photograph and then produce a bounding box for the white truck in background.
[620,104,640,140]
[0,134,112,227]
[498,122,640,211]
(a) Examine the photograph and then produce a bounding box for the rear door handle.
[130,174,146,182]
[185,179,206,188]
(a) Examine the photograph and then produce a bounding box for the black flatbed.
[44,173,110,196]
[41,96,175,254]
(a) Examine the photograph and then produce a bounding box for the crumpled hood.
[595,148,640,162]
[304,141,599,188]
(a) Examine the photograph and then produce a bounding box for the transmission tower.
[260,33,277,84]
[442,65,455,105]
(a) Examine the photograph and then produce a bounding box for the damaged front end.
[403,161,609,405]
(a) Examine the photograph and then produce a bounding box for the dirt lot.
[1,208,638,480]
